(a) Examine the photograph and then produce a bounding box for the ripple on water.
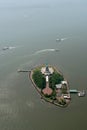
[26,100,35,108]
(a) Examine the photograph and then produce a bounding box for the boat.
[78,90,86,97]
[56,39,62,42]
[2,46,16,51]
[2,47,9,51]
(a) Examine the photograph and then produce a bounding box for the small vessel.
[2,46,16,51]
[56,38,62,42]
[78,90,86,97]
[56,37,69,42]
[2,47,9,51]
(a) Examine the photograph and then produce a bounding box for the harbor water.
[0,0,87,130]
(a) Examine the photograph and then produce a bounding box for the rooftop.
[56,84,62,89]
[42,86,53,95]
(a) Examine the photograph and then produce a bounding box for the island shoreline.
[29,64,71,108]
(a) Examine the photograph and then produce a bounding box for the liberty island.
[17,64,86,107]
[29,64,71,107]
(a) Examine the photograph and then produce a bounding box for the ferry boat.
[78,90,86,97]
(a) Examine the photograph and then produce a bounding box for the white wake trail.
[8,46,16,49]
[35,49,56,54]
[56,37,71,42]
[22,48,59,58]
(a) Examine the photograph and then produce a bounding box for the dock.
[70,89,86,97]
[69,89,78,93]
[17,69,31,73]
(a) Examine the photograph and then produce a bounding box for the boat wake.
[0,46,22,56]
[56,37,71,42]
[20,48,60,59]
[26,101,35,108]
[2,46,16,51]
[8,46,16,49]
[35,49,59,54]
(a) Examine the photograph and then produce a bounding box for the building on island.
[46,75,49,82]
[41,65,53,95]
[41,65,54,76]
[42,75,53,95]
[56,84,62,89]
[42,85,53,95]
[63,94,70,99]
[56,81,68,89]
[61,81,67,85]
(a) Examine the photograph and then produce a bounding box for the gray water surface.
[0,0,87,130]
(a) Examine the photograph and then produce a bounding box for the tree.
[49,72,64,90]
[32,70,46,89]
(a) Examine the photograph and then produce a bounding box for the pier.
[70,89,86,97]
[70,89,78,93]
[17,69,31,73]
